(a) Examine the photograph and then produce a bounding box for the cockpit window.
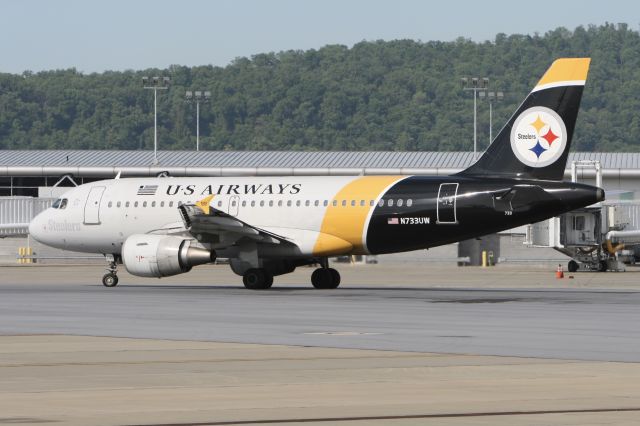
[51,198,68,209]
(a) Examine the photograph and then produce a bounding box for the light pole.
[479,90,504,146]
[185,90,211,151]
[461,77,488,159]
[142,76,170,164]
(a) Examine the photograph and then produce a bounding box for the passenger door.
[84,186,105,225]
[437,183,458,224]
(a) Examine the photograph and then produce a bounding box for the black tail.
[459,58,591,181]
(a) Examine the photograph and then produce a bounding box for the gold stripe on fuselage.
[313,175,405,256]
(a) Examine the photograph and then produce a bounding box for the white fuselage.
[29,175,405,256]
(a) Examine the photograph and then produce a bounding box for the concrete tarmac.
[1,264,640,425]
[1,264,640,361]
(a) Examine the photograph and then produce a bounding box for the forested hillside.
[1,24,639,152]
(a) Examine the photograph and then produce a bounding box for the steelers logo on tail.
[510,106,567,168]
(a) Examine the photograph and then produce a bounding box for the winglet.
[196,195,214,214]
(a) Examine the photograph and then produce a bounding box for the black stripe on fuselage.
[365,175,601,255]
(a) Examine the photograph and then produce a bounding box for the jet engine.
[122,234,215,278]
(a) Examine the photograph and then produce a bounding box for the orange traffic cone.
[555,264,564,279]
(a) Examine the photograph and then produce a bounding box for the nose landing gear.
[102,254,119,287]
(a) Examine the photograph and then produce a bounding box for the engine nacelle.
[122,234,215,278]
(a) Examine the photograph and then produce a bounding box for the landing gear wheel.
[598,260,608,272]
[102,273,118,287]
[328,268,341,288]
[311,268,340,289]
[243,268,273,290]
[567,260,579,273]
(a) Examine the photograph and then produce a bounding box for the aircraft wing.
[173,200,293,248]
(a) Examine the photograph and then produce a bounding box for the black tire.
[102,273,118,287]
[243,268,272,290]
[567,260,579,273]
[311,268,337,289]
[598,260,608,272]
[328,268,341,288]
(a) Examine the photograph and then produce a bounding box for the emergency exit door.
[437,183,459,224]
[228,195,240,216]
[84,186,105,224]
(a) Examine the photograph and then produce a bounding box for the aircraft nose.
[29,213,45,243]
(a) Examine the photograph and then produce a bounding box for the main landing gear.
[311,268,341,289]
[102,254,119,287]
[242,268,274,290]
[311,258,341,289]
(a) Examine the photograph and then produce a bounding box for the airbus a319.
[29,58,603,289]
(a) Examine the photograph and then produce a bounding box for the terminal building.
[1,150,639,266]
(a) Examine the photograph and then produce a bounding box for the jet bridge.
[525,160,640,272]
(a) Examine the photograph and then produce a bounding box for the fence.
[0,197,54,236]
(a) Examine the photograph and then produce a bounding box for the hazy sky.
[1,0,637,74]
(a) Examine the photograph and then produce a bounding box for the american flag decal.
[137,185,158,195]
[387,217,399,225]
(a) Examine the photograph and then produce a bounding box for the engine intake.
[122,234,215,278]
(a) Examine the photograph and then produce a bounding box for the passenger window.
[269,200,273,207]
[117,201,121,208]
[350,200,355,207]
[305,200,310,207]
[323,200,328,207]
[287,200,292,207]
[378,199,384,207]
[397,199,403,207]
[407,199,413,207]
[218,201,223,207]
[388,199,394,207]
[108,201,113,208]
[134,201,139,208]
[314,200,319,207]
[143,201,147,208]
[370,200,375,206]
[251,200,256,207]
[125,201,130,208]
[160,201,164,207]
[260,200,265,207]
[169,201,173,207]
[242,200,247,207]
[332,200,338,207]
[151,201,156,208]
[296,200,301,207]
[360,200,365,207]
[232,200,237,207]
[341,200,347,207]
[278,200,283,207]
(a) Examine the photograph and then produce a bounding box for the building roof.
[0,150,638,177]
